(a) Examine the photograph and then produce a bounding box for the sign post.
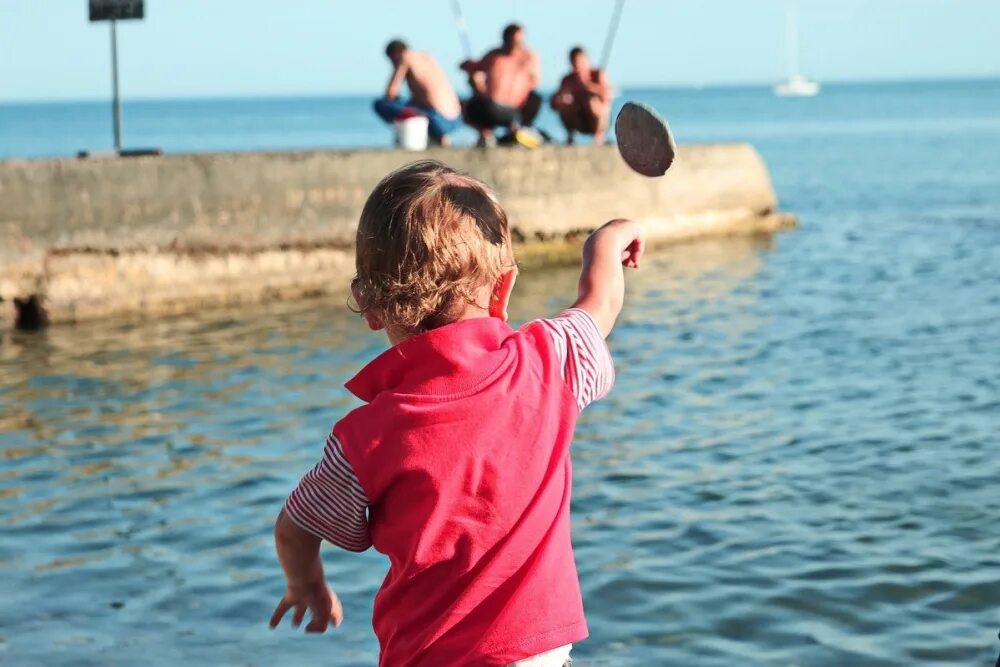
[110,18,121,151]
[89,0,144,154]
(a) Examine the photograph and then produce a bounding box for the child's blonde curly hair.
[353,160,514,333]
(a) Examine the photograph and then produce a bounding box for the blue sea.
[1,80,999,666]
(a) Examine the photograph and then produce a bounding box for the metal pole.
[111,19,122,152]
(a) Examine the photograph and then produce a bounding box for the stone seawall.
[0,144,793,327]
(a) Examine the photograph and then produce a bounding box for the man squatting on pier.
[373,25,614,147]
[373,40,464,147]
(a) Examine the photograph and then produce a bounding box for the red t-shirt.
[285,310,614,666]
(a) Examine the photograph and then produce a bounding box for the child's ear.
[363,312,385,332]
[489,268,518,321]
[351,279,385,331]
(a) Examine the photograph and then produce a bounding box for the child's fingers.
[269,599,292,628]
[292,603,308,627]
[306,613,330,634]
[330,588,344,627]
[631,240,644,269]
[304,589,342,633]
[620,244,643,269]
[624,237,644,269]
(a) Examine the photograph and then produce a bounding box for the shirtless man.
[373,40,462,147]
[551,47,612,146]
[459,24,542,146]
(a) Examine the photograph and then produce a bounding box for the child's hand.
[573,219,645,338]
[616,224,645,269]
[591,218,645,269]
[269,579,343,633]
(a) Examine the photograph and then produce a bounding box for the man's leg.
[553,101,583,145]
[588,96,610,146]
[519,91,543,128]
[423,108,461,147]
[466,96,519,145]
[463,96,496,146]
[372,97,407,124]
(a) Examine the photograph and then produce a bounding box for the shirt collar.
[345,316,515,402]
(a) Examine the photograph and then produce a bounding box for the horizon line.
[2,74,998,106]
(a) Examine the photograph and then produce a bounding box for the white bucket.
[395,116,429,151]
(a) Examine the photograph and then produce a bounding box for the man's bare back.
[376,40,463,145]
[400,51,461,119]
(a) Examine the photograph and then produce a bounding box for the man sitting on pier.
[551,46,612,146]
[373,40,463,147]
[459,24,543,148]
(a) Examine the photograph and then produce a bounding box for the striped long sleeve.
[536,308,616,411]
[284,433,372,552]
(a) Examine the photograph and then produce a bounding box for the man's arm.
[460,49,498,73]
[571,219,644,338]
[576,70,611,101]
[592,69,612,102]
[555,74,572,96]
[270,509,343,632]
[527,50,541,89]
[551,75,573,108]
[385,59,409,100]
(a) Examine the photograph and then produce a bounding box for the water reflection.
[1,232,998,666]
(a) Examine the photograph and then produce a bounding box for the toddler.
[270,160,643,666]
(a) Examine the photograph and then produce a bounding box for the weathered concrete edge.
[0,210,795,328]
[0,142,795,328]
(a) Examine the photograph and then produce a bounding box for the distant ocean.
[2,79,999,158]
[2,79,1000,665]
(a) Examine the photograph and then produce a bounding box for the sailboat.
[774,4,820,97]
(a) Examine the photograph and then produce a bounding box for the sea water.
[1,80,999,665]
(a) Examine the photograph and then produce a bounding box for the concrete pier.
[0,144,794,327]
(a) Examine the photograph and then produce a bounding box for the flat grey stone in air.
[615,101,676,177]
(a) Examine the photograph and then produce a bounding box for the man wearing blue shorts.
[374,40,463,147]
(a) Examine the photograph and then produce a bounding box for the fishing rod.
[451,0,473,60]
[599,0,626,70]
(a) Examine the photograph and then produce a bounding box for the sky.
[1,0,999,102]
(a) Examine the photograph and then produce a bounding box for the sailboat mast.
[775,1,818,95]
[786,4,799,78]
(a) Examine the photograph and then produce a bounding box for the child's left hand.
[269,580,343,633]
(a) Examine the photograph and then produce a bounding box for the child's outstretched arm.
[572,218,645,338]
[270,509,344,633]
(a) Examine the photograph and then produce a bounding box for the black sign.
[89,0,144,22]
